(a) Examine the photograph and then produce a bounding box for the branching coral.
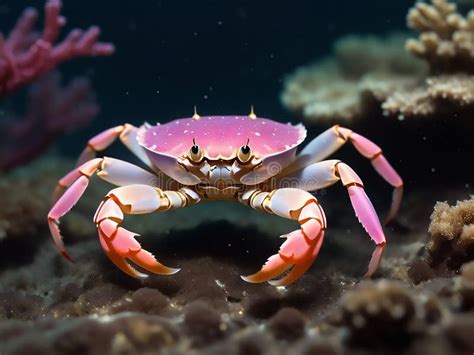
[382,73,474,118]
[383,0,474,118]
[0,0,114,171]
[281,60,364,122]
[281,33,427,124]
[282,0,474,123]
[406,0,474,73]
[0,72,98,171]
[428,196,474,270]
[0,0,114,96]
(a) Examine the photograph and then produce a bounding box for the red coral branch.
[0,72,98,171]
[0,0,114,96]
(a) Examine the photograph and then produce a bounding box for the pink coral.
[0,72,98,171]
[0,0,114,96]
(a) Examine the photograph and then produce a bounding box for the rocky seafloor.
[0,157,473,355]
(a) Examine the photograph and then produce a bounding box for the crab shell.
[137,115,306,185]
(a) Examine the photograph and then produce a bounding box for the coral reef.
[281,0,474,123]
[267,307,307,340]
[0,0,114,96]
[406,0,474,73]
[0,158,69,242]
[454,261,474,310]
[0,72,98,171]
[0,160,473,354]
[281,33,427,124]
[0,0,114,171]
[382,73,474,118]
[427,196,474,271]
[331,280,442,348]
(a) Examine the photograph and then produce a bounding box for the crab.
[48,111,403,285]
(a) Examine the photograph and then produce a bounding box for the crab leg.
[277,160,387,276]
[52,156,160,203]
[94,185,200,278]
[76,123,153,168]
[48,158,159,259]
[287,125,403,224]
[239,188,326,286]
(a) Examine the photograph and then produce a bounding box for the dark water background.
[1,0,411,140]
[2,0,471,194]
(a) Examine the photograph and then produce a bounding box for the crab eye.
[238,144,252,163]
[188,140,204,162]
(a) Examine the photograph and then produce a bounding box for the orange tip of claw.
[164,267,181,275]
[240,275,254,283]
[240,274,264,283]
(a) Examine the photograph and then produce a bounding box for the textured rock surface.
[0,157,473,354]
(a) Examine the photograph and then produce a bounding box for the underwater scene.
[0,0,474,354]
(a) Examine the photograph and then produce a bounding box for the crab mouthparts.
[205,163,234,184]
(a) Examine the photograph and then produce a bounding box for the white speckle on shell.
[138,116,306,160]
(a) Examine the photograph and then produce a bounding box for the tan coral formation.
[281,60,364,122]
[333,280,442,347]
[407,0,474,73]
[428,196,474,269]
[455,261,474,310]
[281,33,427,124]
[282,0,474,123]
[382,73,474,118]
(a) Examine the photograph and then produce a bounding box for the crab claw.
[241,254,292,284]
[242,228,325,286]
[98,224,179,279]
[94,192,180,278]
[242,195,326,286]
